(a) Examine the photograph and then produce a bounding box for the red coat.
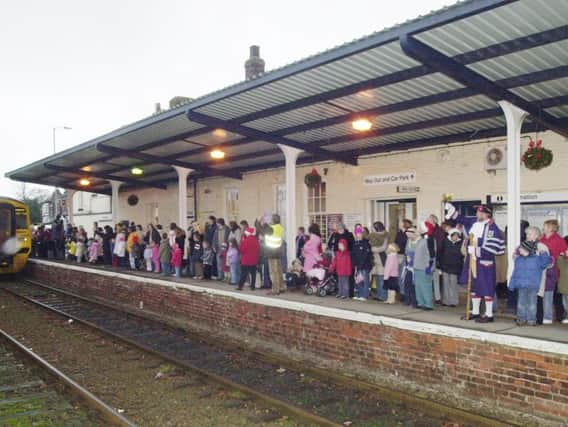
[330,240,352,277]
[171,246,183,267]
[239,235,260,266]
[541,232,568,276]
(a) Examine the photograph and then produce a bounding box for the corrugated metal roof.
[6,0,568,194]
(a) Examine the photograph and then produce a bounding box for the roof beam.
[187,25,568,135]
[399,34,568,138]
[95,143,242,180]
[185,110,359,166]
[8,176,112,195]
[43,164,169,190]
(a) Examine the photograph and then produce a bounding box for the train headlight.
[2,237,21,255]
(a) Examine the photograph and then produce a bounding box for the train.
[0,197,31,274]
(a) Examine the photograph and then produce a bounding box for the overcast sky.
[0,0,454,198]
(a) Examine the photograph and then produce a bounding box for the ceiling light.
[212,128,227,138]
[81,166,92,172]
[79,178,91,187]
[210,149,225,159]
[352,118,373,132]
[130,166,144,176]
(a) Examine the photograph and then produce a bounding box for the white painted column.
[173,166,192,231]
[278,144,302,265]
[110,180,123,225]
[498,101,528,277]
[66,189,76,225]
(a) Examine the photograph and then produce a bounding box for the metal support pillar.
[173,166,192,231]
[499,101,528,277]
[278,144,302,265]
[110,180,123,225]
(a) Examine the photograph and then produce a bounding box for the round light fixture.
[352,118,373,132]
[79,178,91,186]
[130,166,144,176]
[210,149,225,159]
[212,128,227,138]
[81,166,92,172]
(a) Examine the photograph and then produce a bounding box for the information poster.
[327,214,344,233]
[343,213,363,231]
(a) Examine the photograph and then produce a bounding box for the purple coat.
[454,215,505,297]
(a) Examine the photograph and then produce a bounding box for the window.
[307,182,328,241]
[225,188,239,221]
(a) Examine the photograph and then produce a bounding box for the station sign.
[489,191,568,204]
[363,171,416,186]
[397,185,420,193]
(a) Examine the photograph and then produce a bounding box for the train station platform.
[20,258,568,425]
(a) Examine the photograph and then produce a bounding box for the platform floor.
[31,259,568,345]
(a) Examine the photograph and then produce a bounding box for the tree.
[15,183,51,224]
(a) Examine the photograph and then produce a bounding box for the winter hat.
[419,221,434,236]
[521,240,537,255]
[337,223,346,230]
[448,228,461,238]
[244,227,255,236]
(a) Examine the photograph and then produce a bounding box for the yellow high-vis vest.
[265,223,284,249]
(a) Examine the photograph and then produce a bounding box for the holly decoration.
[521,138,553,171]
[304,168,322,188]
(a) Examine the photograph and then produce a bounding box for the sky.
[0,0,455,198]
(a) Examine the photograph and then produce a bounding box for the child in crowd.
[191,232,203,279]
[144,242,153,272]
[383,243,400,304]
[220,242,230,282]
[171,242,183,278]
[127,225,140,270]
[329,238,352,299]
[88,238,99,264]
[151,239,161,274]
[401,228,418,307]
[439,228,464,307]
[351,226,373,301]
[509,239,552,326]
[66,239,76,261]
[226,238,240,286]
[159,233,171,276]
[201,240,214,280]
[557,252,568,324]
[75,234,86,263]
[113,225,126,268]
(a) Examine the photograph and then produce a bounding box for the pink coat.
[171,245,183,268]
[302,234,322,271]
[383,253,399,280]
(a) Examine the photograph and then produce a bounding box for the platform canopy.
[6,0,568,194]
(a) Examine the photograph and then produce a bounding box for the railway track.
[0,327,133,426]
[1,279,510,426]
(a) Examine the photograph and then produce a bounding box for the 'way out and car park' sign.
[363,172,416,186]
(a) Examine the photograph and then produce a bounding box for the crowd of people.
[32,203,568,326]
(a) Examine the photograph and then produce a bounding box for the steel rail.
[0,327,137,427]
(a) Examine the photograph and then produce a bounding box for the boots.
[386,290,396,304]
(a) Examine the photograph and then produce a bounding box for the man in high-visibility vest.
[258,214,285,295]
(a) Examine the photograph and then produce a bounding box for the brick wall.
[27,261,568,424]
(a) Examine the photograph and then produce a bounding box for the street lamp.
[53,126,72,154]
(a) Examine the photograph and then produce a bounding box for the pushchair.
[285,259,307,291]
[305,264,337,297]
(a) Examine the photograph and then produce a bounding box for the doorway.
[370,199,416,238]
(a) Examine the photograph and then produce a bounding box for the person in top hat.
[445,203,505,323]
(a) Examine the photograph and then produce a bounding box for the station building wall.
[116,130,568,232]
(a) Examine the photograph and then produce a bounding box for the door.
[370,199,416,238]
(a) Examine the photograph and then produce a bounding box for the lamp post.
[53,126,72,154]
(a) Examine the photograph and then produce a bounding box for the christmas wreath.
[521,138,553,171]
[304,168,322,188]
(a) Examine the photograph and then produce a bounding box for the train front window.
[0,207,12,241]
[15,213,27,230]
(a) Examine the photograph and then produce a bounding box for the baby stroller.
[305,264,337,297]
[285,259,307,291]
